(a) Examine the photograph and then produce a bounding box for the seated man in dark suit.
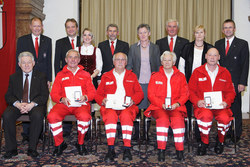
[3,51,49,159]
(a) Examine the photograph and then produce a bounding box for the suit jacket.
[126,42,161,79]
[215,37,249,87]
[16,34,52,81]
[54,36,81,76]
[156,36,189,67]
[181,41,213,82]
[5,70,49,107]
[98,39,129,75]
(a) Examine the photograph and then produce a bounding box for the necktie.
[35,37,39,58]
[22,74,29,103]
[169,37,173,52]
[71,39,75,49]
[111,41,115,55]
[225,40,229,55]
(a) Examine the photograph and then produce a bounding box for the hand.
[162,104,166,110]
[128,99,134,107]
[102,98,108,106]
[197,100,205,108]
[15,102,28,114]
[220,101,228,109]
[79,95,87,103]
[61,97,71,107]
[238,84,245,93]
[171,103,180,110]
[23,102,35,112]
[47,81,51,89]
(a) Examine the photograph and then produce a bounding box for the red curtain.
[0,0,16,116]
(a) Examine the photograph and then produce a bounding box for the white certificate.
[106,94,126,110]
[65,86,87,107]
[204,91,223,109]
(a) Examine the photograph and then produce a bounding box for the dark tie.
[169,37,173,52]
[71,39,75,49]
[111,41,115,55]
[225,40,229,55]
[35,37,39,58]
[22,74,29,103]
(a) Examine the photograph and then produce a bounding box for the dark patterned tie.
[22,74,29,103]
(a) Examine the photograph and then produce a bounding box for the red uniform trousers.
[48,104,91,146]
[151,109,185,151]
[195,108,233,144]
[100,105,138,147]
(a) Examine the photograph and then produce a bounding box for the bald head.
[205,48,220,66]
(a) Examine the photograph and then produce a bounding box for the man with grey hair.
[98,23,129,75]
[3,51,49,159]
[96,52,143,162]
[144,51,189,161]
[156,19,189,67]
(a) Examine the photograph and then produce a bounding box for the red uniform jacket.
[144,66,189,117]
[95,69,144,110]
[50,65,96,105]
[188,64,236,109]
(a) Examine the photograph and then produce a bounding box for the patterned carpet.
[0,119,249,167]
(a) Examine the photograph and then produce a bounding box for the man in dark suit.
[3,52,49,159]
[98,24,129,75]
[54,18,81,76]
[156,19,189,67]
[215,19,249,143]
[15,17,52,142]
[54,18,81,137]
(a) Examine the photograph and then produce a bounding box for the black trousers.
[3,106,45,151]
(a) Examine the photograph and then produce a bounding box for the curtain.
[0,0,16,116]
[80,0,231,46]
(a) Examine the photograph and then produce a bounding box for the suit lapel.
[174,37,181,52]
[105,40,113,55]
[64,37,72,50]
[227,37,238,57]
[28,34,36,56]
[30,71,38,100]
[17,72,24,100]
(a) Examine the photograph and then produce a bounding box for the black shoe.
[27,149,39,158]
[84,129,91,141]
[123,148,132,161]
[214,141,224,154]
[176,150,184,161]
[22,135,29,143]
[53,141,67,156]
[3,150,18,159]
[158,149,165,162]
[104,147,115,162]
[197,141,208,156]
[75,143,88,155]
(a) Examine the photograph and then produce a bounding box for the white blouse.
[76,45,103,76]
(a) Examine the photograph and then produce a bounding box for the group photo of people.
[0,0,249,166]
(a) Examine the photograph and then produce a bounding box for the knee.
[156,116,169,127]
[2,107,15,121]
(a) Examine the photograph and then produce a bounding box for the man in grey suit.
[215,19,249,143]
[3,52,49,159]
[127,24,161,139]
[156,19,189,67]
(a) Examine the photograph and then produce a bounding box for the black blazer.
[215,37,249,87]
[16,34,52,81]
[127,42,161,79]
[54,36,81,76]
[5,70,49,106]
[181,41,213,82]
[156,36,189,67]
[98,39,129,74]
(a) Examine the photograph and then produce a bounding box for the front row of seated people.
[3,48,235,162]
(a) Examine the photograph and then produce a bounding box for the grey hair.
[18,51,34,62]
[112,52,128,61]
[166,19,179,28]
[137,24,151,33]
[66,49,80,58]
[107,24,119,32]
[160,51,177,63]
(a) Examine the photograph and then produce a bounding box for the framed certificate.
[165,97,171,110]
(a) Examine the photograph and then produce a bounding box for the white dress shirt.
[205,64,219,88]
[31,34,40,47]
[164,69,174,98]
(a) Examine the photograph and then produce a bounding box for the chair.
[190,116,237,153]
[95,111,142,156]
[0,114,47,153]
[47,114,94,153]
[144,116,190,155]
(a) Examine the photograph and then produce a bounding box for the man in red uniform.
[95,52,143,162]
[144,51,189,162]
[189,48,236,155]
[48,49,96,156]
